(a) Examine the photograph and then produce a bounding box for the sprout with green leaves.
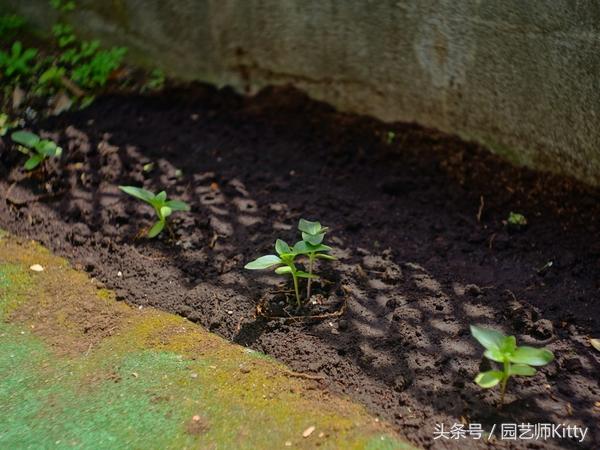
[11,130,62,170]
[507,212,527,227]
[119,186,190,238]
[385,131,396,144]
[471,325,554,405]
[0,113,18,136]
[244,218,336,308]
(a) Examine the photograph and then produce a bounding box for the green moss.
[0,263,32,317]
[457,130,534,170]
[96,288,113,301]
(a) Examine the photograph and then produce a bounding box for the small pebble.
[30,264,44,272]
[302,426,315,438]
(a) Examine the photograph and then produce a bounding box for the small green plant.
[68,42,126,89]
[50,0,76,12]
[52,23,77,48]
[471,325,554,405]
[0,113,18,136]
[118,186,190,238]
[52,23,127,90]
[11,130,62,170]
[0,41,38,79]
[507,212,527,227]
[55,34,126,89]
[385,131,396,144]
[0,14,25,40]
[245,218,335,308]
[144,68,165,92]
[38,65,67,87]
[245,239,316,308]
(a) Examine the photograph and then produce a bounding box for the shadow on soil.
[1,85,599,449]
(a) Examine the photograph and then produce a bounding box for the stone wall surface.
[2,0,599,184]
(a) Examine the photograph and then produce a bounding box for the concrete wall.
[3,0,600,185]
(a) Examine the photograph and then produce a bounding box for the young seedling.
[506,212,527,231]
[470,325,554,405]
[295,219,336,300]
[0,113,18,136]
[245,239,317,307]
[11,130,62,170]
[0,41,37,79]
[119,186,189,238]
[245,219,336,309]
[385,131,396,144]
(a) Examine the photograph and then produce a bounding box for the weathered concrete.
[2,0,600,184]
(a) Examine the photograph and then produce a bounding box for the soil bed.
[1,84,599,449]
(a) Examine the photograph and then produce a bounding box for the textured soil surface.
[1,84,599,449]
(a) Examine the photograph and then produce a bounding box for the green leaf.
[293,240,332,255]
[483,348,505,363]
[470,325,505,352]
[296,271,319,279]
[11,41,22,55]
[292,240,310,254]
[11,130,40,148]
[119,186,155,203]
[155,191,167,202]
[275,266,292,275]
[499,335,517,355]
[165,199,190,212]
[147,220,165,238]
[24,154,43,170]
[275,239,291,256]
[244,255,282,270]
[312,243,332,252]
[474,370,504,388]
[159,206,172,219]
[591,338,600,352]
[298,218,322,235]
[509,347,554,366]
[39,66,66,84]
[302,232,324,246]
[22,47,37,60]
[279,253,295,265]
[37,140,58,156]
[510,364,536,376]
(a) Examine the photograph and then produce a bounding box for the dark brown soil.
[1,84,599,449]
